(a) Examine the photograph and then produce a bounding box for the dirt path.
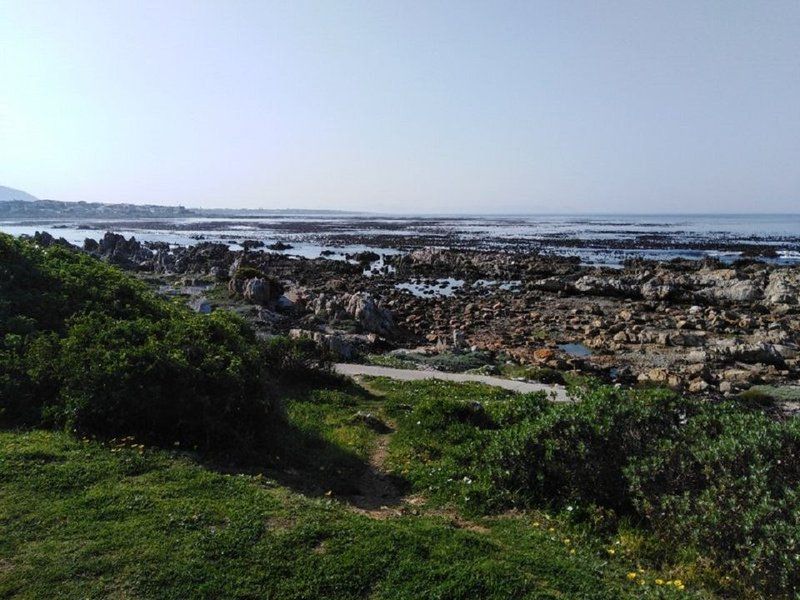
[334,363,570,402]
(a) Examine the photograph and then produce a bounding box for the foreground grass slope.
[1,426,694,600]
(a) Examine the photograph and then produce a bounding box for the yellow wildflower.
[626,572,637,580]
[655,579,664,585]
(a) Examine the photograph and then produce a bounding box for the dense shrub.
[395,384,800,595]
[481,387,694,511]
[0,234,165,335]
[262,335,333,383]
[627,408,800,595]
[46,312,273,448]
[0,233,291,450]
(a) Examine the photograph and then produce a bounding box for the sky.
[0,1,798,213]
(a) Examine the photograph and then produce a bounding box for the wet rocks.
[267,241,293,251]
[83,232,153,268]
[347,250,380,263]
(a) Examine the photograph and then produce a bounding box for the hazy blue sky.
[1,1,798,213]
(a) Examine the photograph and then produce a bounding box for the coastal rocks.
[697,278,761,304]
[86,232,153,268]
[267,241,293,251]
[310,292,396,337]
[346,293,395,337]
[764,271,800,306]
[26,230,73,249]
[188,297,213,314]
[172,242,233,275]
[228,275,283,307]
[347,250,380,263]
[573,275,639,298]
[641,278,679,301]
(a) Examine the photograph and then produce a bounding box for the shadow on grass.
[204,376,410,511]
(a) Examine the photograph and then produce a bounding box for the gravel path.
[334,363,570,402]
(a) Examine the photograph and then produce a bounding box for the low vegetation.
[0,233,318,449]
[377,379,799,597]
[2,234,798,598]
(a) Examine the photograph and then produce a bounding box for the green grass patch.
[0,427,695,599]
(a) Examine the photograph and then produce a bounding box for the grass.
[365,350,494,373]
[1,379,723,599]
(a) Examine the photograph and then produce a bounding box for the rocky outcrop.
[310,292,396,337]
[228,275,283,307]
[85,232,153,268]
[345,293,395,337]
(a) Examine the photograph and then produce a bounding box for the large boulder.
[697,278,761,304]
[228,275,282,307]
[345,292,395,337]
[764,271,800,306]
[309,292,396,337]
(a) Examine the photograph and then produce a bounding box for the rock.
[688,379,709,393]
[241,240,265,250]
[30,231,72,249]
[686,350,708,363]
[642,368,669,383]
[344,293,395,336]
[698,278,761,304]
[188,297,213,314]
[267,241,293,251]
[641,278,679,301]
[348,251,380,263]
[228,275,283,307]
[722,368,755,383]
[92,232,154,268]
[764,271,800,306]
[452,330,467,348]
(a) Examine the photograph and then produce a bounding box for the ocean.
[2,213,799,267]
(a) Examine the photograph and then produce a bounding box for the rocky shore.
[30,230,800,399]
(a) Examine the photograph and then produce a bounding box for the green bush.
[231,266,266,281]
[626,407,800,595]
[0,234,285,450]
[480,387,693,511]
[0,234,165,336]
[262,335,333,383]
[393,383,800,595]
[47,312,273,448]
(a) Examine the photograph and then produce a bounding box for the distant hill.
[0,184,359,219]
[0,186,38,202]
[0,199,194,219]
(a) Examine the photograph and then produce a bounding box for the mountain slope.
[0,185,38,202]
